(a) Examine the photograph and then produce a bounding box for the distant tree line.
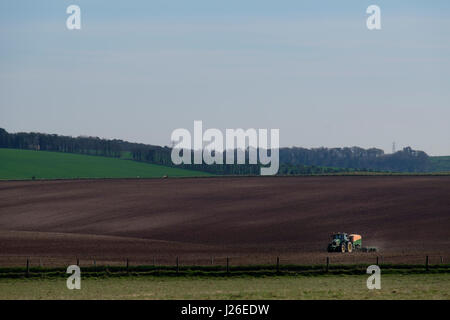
[0,128,163,159]
[279,146,430,173]
[0,128,432,174]
[131,148,262,175]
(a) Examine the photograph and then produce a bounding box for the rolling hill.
[0,148,210,180]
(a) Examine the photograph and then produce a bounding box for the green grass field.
[0,274,448,300]
[0,148,210,180]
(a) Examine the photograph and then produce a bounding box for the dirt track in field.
[0,176,449,266]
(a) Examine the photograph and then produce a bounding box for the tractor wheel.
[347,242,353,253]
[341,243,346,253]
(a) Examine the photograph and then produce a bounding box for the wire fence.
[0,252,449,269]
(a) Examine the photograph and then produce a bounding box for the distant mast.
[392,142,396,154]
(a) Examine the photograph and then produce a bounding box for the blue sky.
[1,1,449,155]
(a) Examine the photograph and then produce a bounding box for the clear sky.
[1,1,449,155]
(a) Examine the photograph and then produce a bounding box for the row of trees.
[279,146,430,172]
[0,128,432,173]
[0,128,165,159]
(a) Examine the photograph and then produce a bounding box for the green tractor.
[327,233,362,253]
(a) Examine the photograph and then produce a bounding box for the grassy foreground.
[0,274,448,300]
[0,148,209,179]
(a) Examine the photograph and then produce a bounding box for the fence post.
[211,256,214,265]
[226,257,229,274]
[176,257,179,274]
[426,255,429,271]
[126,258,129,273]
[26,258,30,277]
[77,258,79,266]
[376,256,379,265]
[441,256,443,264]
[276,257,280,273]
[153,257,155,266]
[326,257,329,273]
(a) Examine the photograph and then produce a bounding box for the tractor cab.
[328,232,351,253]
[331,233,349,242]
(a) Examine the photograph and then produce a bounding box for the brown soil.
[1,176,449,266]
